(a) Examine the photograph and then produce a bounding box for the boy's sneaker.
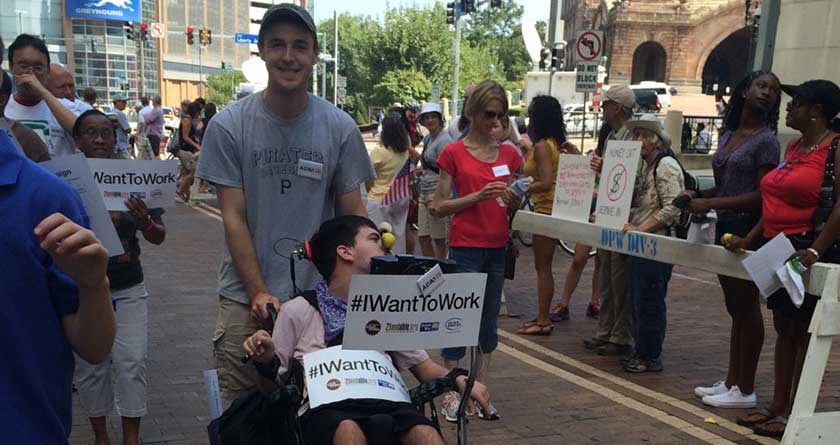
[702,385,757,408]
[694,380,728,399]
[442,391,461,423]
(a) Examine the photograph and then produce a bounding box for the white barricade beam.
[512,211,840,295]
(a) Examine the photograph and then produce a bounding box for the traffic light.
[140,22,149,41]
[446,1,458,24]
[124,22,136,40]
[199,28,212,46]
[186,26,194,45]
[539,47,550,70]
[463,0,476,13]
[551,45,565,69]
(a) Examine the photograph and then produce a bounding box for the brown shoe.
[597,343,634,356]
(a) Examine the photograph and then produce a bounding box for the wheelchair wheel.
[512,196,535,247]
[559,240,597,257]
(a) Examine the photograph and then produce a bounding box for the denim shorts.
[441,246,506,360]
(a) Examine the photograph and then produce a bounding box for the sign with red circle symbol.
[606,163,628,202]
[150,22,165,39]
[575,30,603,62]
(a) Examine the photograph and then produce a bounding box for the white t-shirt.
[58,98,93,116]
[5,97,76,158]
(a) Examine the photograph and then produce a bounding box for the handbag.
[812,136,840,262]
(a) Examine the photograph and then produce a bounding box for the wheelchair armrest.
[409,368,468,406]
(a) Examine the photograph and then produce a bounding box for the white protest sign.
[40,154,124,257]
[343,273,487,350]
[86,159,179,211]
[594,140,641,230]
[303,346,411,409]
[552,154,596,222]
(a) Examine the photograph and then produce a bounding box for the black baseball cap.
[782,79,840,119]
[259,3,318,46]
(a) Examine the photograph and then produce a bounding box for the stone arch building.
[562,0,759,93]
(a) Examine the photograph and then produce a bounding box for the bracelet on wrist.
[807,247,820,260]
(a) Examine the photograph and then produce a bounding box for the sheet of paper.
[552,154,597,222]
[742,233,795,298]
[40,154,124,257]
[86,159,179,211]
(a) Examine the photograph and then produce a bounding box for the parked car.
[630,81,672,108]
[563,104,598,136]
[162,106,179,133]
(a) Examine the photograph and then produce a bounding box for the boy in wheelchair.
[243,215,490,444]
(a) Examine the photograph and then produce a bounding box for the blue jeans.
[441,247,506,360]
[627,257,672,361]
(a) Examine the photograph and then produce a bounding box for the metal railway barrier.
[512,211,840,444]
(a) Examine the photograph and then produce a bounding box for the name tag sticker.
[297,159,324,180]
[492,164,510,177]
[416,264,445,296]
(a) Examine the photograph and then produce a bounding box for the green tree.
[206,70,246,107]
[463,0,531,88]
[373,69,432,106]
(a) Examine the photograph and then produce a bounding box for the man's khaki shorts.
[417,194,449,239]
[213,297,262,403]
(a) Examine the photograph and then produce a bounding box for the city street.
[70,200,840,445]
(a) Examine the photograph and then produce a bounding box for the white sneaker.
[694,380,728,398]
[702,385,757,408]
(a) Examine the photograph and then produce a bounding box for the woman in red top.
[432,79,522,421]
[728,80,840,438]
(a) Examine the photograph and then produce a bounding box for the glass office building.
[0,0,159,102]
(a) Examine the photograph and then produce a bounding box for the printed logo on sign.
[326,379,341,391]
[445,317,463,332]
[365,320,381,336]
[85,0,134,10]
[419,322,439,332]
[150,189,163,199]
[377,380,395,390]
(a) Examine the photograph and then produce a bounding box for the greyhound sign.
[66,0,141,23]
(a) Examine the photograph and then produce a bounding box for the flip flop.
[736,407,773,427]
[753,416,787,438]
[516,322,553,336]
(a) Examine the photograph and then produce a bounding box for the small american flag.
[381,158,415,205]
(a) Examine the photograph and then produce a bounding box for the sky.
[311,0,552,25]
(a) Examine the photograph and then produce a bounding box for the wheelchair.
[209,254,478,445]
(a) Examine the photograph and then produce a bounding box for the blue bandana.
[315,280,346,342]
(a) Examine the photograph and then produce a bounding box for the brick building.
[563,0,759,93]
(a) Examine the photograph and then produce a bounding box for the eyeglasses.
[483,110,506,121]
[81,128,115,140]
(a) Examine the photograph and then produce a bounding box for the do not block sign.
[575,62,599,92]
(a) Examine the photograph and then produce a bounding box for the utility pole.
[451,15,462,117]
[333,11,338,106]
[547,0,559,48]
[752,0,780,71]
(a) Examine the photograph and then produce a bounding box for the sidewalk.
[69,201,839,444]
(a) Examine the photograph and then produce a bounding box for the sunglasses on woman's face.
[483,110,506,121]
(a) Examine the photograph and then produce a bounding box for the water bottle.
[498,176,533,207]
[789,257,808,275]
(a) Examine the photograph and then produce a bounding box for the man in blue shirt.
[0,130,116,443]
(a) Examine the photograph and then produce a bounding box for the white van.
[630,81,672,108]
